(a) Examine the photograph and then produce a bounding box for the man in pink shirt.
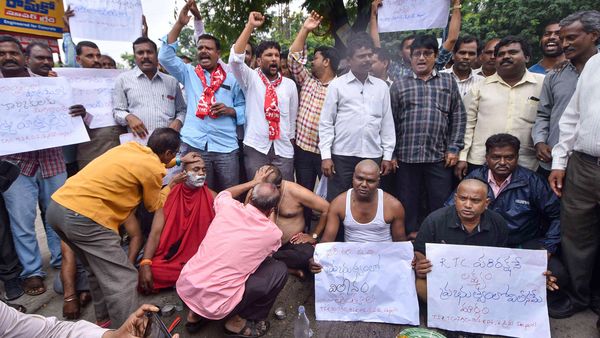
[176,167,287,336]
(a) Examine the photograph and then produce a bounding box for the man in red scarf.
[158,0,246,192]
[229,12,299,182]
[138,157,216,294]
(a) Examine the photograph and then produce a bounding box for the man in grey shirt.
[532,11,600,177]
[113,37,186,138]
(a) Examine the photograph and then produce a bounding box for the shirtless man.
[246,165,329,278]
[310,160,406,273]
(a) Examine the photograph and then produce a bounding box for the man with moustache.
[529,21,566,74]
[160,0,246,191]
[114,37,186,136]
[230,12,298,181]
[441,35,484,98]
[456,36,544,179]
[474,38,500,77]
[0,36,65,296]
[319,32,396,208]
[532,11,600,177]
[448,133,570,318]
[390,34,466,239]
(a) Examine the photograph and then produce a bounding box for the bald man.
[309,160,406,273]
[413,179,510,301]
[246,165,329,279]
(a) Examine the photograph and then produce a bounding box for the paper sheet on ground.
[426,243,550,337]
[0,77,89,156]
[377,0,450,33]
[67,0,143,42]
[55,68,122,129]
[314,242,419,325]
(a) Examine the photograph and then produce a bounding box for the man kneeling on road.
[310,160,406,273]
[176,167,287,336]
[139,156,217,294]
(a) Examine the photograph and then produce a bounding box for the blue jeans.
[2,171,66,278]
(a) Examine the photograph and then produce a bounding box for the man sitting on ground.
[139,157,217,294]
[448,133,569,318]
[309,160,406,273]
[176,167,287,336]
[245,165,329,279]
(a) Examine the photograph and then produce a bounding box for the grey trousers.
[47,200,138,328]
[244,145,294,182]
[560,152,600,309]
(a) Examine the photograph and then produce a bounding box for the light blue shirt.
[158,36,245,153]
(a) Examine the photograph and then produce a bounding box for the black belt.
[577,151,600,166]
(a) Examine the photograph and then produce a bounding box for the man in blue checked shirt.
[159,0,246,191]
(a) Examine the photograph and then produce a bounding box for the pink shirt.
[488,169,512,198]
[176,191,282,320]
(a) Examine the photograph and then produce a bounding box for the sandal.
[224,320,270,338]
[63,294,81,319]
[185,317,208,334]
[4,301,27,313]
[22,276,46,296]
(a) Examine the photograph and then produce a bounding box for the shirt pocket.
[434,88,452,114]
[521,98,540,123]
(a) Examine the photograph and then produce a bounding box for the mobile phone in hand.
[143,311,172,338]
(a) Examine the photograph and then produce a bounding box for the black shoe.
[4,278,24,301]
[548,293,579,319]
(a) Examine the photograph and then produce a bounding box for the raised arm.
[167,0,194,44]
[234,12,265,55]
[290,11,323,53]
[369,0,382,48]
[442,0,462,51]
[225,166,273,199]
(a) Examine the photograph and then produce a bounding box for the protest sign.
[377,0,450,33]
[314,242,419,325]
[0,77,89,156]
[0,0,64,38]
[66,0,142,42]
[55,68,122,129]
[426,243,550,337]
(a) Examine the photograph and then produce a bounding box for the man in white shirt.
[319,33,396,207]
[549,52,600,317]
[229,12,299,181]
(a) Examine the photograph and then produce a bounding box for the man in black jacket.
[447,133,569,318]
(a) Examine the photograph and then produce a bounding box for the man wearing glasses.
[390,34,466,240]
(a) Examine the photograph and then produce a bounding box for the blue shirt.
[158,36,245,153]
[528,62,547,74]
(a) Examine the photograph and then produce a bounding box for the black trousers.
[230,257,288,321]
[0,195,22,282]
[273,242,314,270]
[294,146,322,231]
[396,161,453,234]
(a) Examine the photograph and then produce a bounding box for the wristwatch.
[312,233,318,240]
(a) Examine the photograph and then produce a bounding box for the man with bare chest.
[246,166,329,278]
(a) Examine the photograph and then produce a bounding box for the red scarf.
[195,64,226,119]
[257,69,283,140]
[146,183,215,291]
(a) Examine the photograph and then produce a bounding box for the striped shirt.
[112,67,186,131]
[441,66,484,98]
[288,49,333,154]
[0,69,66,178]
[390,70,466,163]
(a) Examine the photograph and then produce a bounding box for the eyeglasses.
[411,51,435,59]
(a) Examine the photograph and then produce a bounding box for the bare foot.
[288,268,306,280]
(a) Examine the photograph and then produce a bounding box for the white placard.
[55,68,122,129]
[67,0,143,42]
[314,242,419,325]
[0,77,89,156]
[377,0,450,33]
[426,243,550,337]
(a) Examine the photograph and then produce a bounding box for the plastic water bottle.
[293,305,313,338]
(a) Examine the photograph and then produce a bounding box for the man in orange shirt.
[46,128,199,328]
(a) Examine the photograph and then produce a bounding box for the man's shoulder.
[424,205,454,223]
[481,209,508,229]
